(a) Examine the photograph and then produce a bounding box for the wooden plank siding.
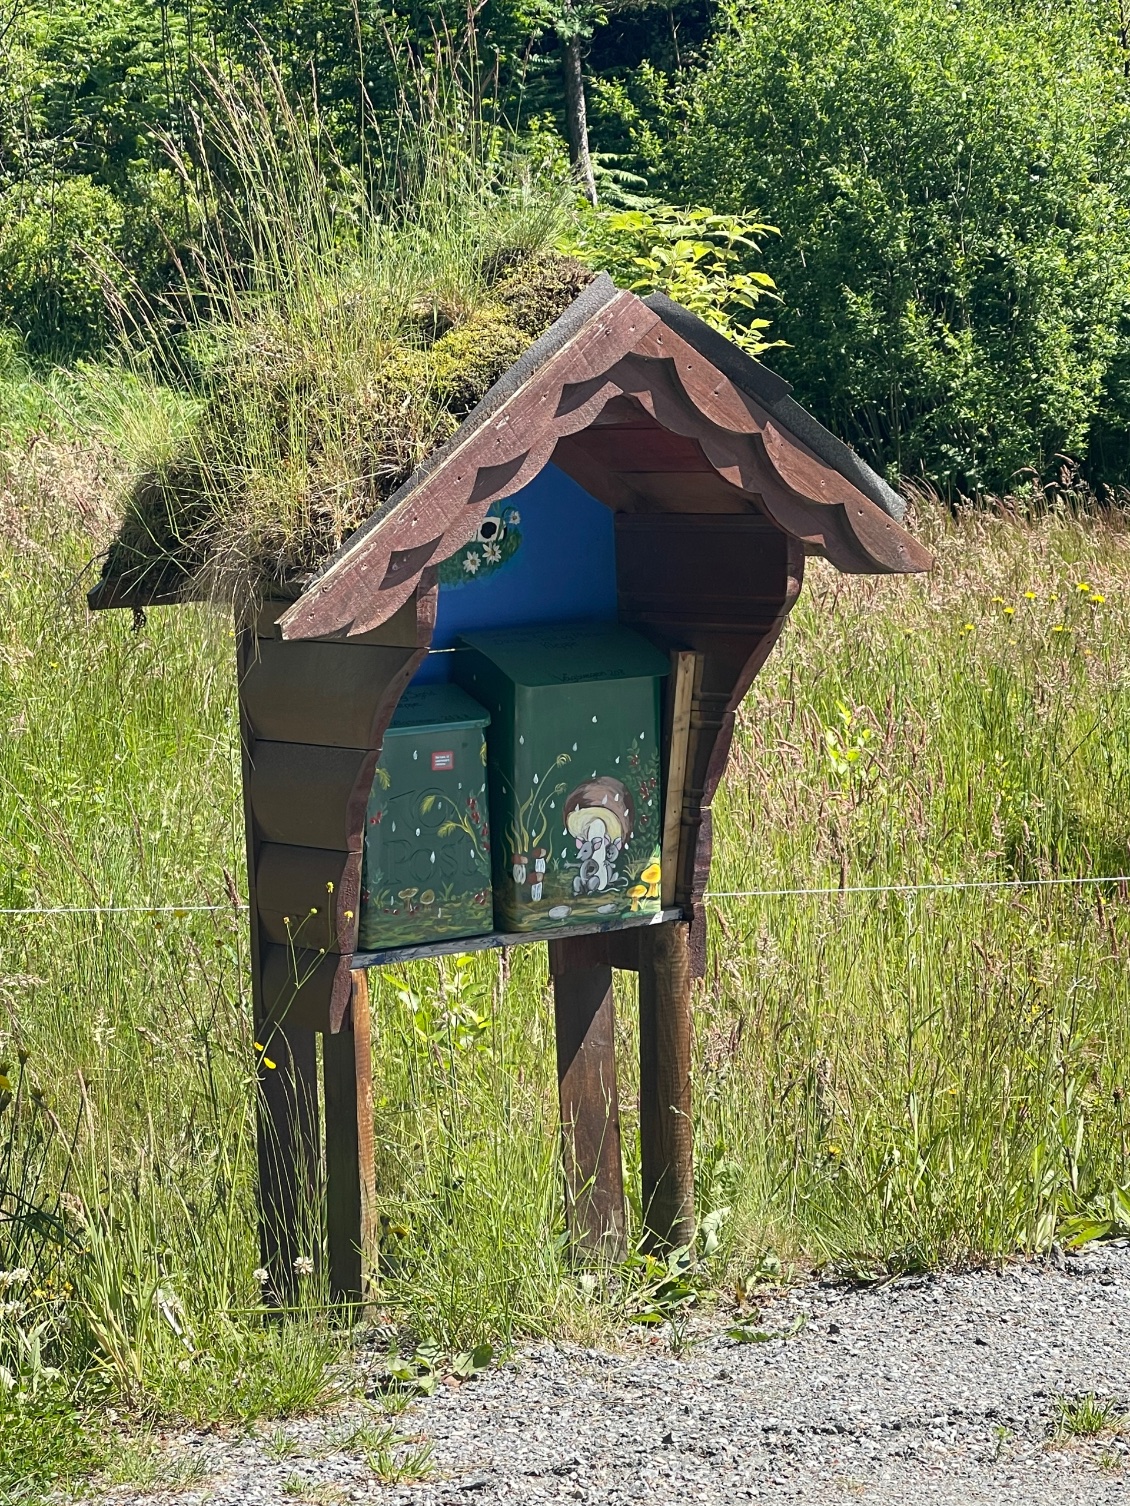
[241,586,434,1034]
[614,511,804,973]
[241,639,416,747]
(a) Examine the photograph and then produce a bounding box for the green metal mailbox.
[453,622,669,933]
[358,684,493,950]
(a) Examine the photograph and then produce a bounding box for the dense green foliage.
[636,0,1130,492]
[7,0,1130,490]
[0,0,700,354]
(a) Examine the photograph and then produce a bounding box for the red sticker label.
[431,751,455,771]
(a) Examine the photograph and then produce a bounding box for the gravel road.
[94,1243,1130,1506]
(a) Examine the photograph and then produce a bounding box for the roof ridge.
[642,291,906,523]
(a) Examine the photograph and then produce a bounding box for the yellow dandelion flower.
[1090,593,1105,605]
[990,596,1005,605]
[1024,591,1037,599]
[1003,606,1015,616]
[1052,625,1067,633]
[326,880,334,894]
[962,623,975,632]
[1076,581,1091,592]
[344,909,354,921]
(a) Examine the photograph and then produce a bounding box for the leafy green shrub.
[0,178,124,356]
[646,0,1130,493]
[563,204,780,353]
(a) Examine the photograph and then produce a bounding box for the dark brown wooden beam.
[255,1023,321,1301]
[548,936,626,1260]
[323,970,377,1303]
[638,921,695,1251]
[241,639,415,747]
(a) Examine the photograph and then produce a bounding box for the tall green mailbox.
[453,622,669,933]
[358,684,493,950]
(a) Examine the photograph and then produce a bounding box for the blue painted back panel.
[412,464,617,684]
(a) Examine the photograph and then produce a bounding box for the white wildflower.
[0,1269,30,1289]
[293,1255,315,1278]
[482,542,502,564]
[253,1267,270,1285]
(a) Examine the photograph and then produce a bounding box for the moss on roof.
[96,249,595,610]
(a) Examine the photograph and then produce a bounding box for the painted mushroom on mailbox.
[564,777,636,897]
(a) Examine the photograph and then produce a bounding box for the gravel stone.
[92,1244,1130,1505]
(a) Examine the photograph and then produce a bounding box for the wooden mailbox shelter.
[91,274,930,1299]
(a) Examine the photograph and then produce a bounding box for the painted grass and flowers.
[4,392,1130,1490]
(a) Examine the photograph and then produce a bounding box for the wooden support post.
[638,920,695,1251]
[256,1022,320,1300]
[323,970,378,1303]
[548,937,626,1260]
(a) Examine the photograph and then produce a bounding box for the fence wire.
[2,871,1129,917]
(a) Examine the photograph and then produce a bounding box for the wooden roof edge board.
[276,287,659,642]
[275,274,634,636]
[87,568,204,612]
[282,302,930,638]
[641,292,908,525]
[594,345,929,574]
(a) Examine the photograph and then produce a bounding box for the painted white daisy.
[506,508,521,525]
[463,552,481,574]
[482,542,502,563]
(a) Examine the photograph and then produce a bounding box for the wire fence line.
[705,873,1130,899]
[2,872,1130,918]
[0,903,239,916]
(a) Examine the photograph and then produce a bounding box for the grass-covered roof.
[88,81,788,615]
[97,246,594,610]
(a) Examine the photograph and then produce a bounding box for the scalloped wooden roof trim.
[276,290,929,642]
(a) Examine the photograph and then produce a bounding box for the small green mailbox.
[453,622,669,933]
[358,684,493,951]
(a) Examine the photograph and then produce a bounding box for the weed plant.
[91,64,782,615]
[99,68,583,610]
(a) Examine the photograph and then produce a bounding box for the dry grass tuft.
[99,249,590,611]
[87,63,586,613]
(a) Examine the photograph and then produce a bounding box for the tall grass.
[6,437,1130,1384]
[101,66,577,610]
[702,505,1130,1270]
